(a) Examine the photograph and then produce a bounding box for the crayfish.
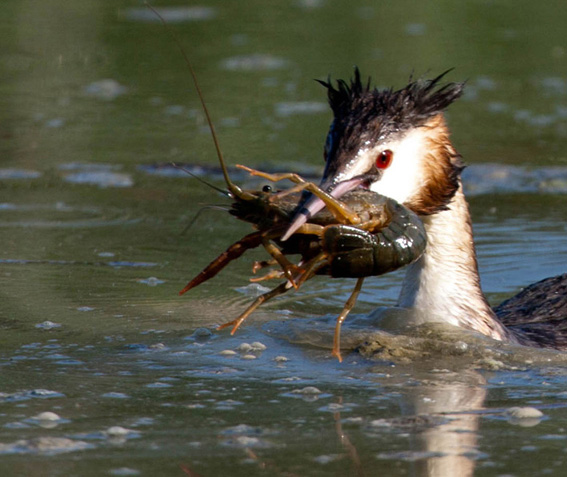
[150,5,427,361]
[180,160,426,361]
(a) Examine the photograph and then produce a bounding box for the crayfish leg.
[291,251,327,288]
[179,231,263,296]
[249,269,285,282]
[332,277,364,363]
[236,164,360,226]
[261,238,302,289]
[217,281,291,334]
[252,259,277,274]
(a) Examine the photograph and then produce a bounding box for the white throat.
[396,185,512,341]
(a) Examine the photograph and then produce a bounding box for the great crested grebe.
[285,69,567,349]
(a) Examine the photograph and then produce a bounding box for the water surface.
[1,1,567,475]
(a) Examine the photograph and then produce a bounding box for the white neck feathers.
[397,185,512,341]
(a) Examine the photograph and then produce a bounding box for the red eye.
[376,149,393,169]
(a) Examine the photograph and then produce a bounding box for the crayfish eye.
[376,149,393,169]
[262,185,273,193]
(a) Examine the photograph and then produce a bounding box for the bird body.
[286,69,566,349]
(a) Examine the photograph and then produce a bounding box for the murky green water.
[2,1,567,475]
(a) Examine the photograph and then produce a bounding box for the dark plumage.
[318,68,464,148]
[495,274,567,349]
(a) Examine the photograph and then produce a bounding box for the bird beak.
[281,175,369,241]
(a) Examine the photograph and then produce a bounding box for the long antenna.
[172,163,228,196]
[145,2,248,199]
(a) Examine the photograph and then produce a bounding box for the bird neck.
[398,184,513,341]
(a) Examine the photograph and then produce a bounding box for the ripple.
[0,169,41,180]
[0,437,92,455]
[274,101,328,117]
[0,389,64,403]
[220,54,290,71]
[123,6,216,23]
[0,202,139,228]
[0,259,158,268]
[63,171,133,188]
[463,164,567,195]
[84,79,128,101]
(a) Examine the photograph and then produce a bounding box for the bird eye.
[376,150,393,169]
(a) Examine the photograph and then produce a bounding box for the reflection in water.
[338,369,486,477]
[401,370,485,477]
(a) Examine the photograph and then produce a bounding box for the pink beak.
[281,176,367,241]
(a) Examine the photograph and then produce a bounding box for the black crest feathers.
[317,67,464,133]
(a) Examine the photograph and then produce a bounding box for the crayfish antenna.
[145,2,254,202]
[172,163,229,196]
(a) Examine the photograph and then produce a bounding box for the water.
[2,0,567,475]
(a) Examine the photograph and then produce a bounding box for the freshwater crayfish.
[180,162,427,361]
[149,4,426,360]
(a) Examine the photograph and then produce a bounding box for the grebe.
[285,69,567,349]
